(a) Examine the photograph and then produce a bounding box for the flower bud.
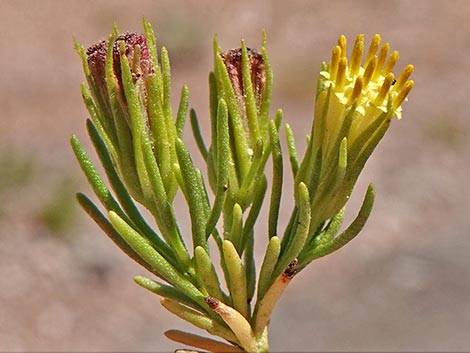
[86,33,153,107]
[209,37,273,212]
[81,26,182,215]
[86,40,108,102]
[112,33,153,91]
[77,22,193,269]
[221,47,266,112]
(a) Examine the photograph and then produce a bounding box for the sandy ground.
[1,0,470,351]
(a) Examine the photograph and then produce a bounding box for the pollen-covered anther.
[349,35,364,77]
[372,42,390,81]
[364,34,381,66]
[374,73,395,106]
[383,50,399,75]
[335,57,348,92]
[363,56,377,86]
[338,35,347,58]
[329,45,342,81]
[393,80,414,108]
[393,64,414,91]
[349,76,364,105]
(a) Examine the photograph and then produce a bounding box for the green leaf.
[236,138,263,207]
[272,182,310,282]
[310,207,346,248]
[71,135,127,220]
[119,51,153,203]
[108,211,206,307]
[208,71,218,155]
[103,39,144,203]
[241,40,260,143]
[214,50,250,180]
[142,19,163,93]
[268,119,283,239]
[229,203,243,251]
[134,275,202,311]
[176,84,189,138]
[244,229,256,303]
[205,99,229,238]
[259,31,273,138]
[334,118,391,218]
[175,138,209,251]
[161,299,237,343]
[223,240,249,318]
[320,102,356,175]
[76,193,156,275]
[237,109,281,209]
[241,176,267,251]
[257,236,281,302]
[190,108,208,161]
[310,137,348,222]
[86,120,177,265]
[285,123,299,177]
[75,38,118,146]
[348,110,392,166]
[80,83,118,161]
[141,138,192,268]
[146,74,172,192]
[299,183,375,267]
[194,247,225,301]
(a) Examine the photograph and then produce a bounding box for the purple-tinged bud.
[221,47,266,109]
[86,33,154,105]
[84,32,159,207]
[112,33,153,84]
[86,39,109,105]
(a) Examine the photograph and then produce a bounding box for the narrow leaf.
[175,138,209,250]
[161,299,237,343]
[134,275,202,311]
[190,108,208,160]
[71,135,126,219]
[165,329,242,353]
[272,182,310,281]
[257,236,281,301]
[223,240,249,318]
[176,84,189,138]
[86,120,175,263]
[76,193,155,275]
[299,183,375,268]
[241,40,260,143]
[108,211,206,308]
[285,123,299,176]
[259,32,273,138]
[268,119,283,239]
[194,246,225,301]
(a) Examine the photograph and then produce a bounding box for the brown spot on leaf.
[205,296,220,309]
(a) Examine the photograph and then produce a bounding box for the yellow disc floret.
[316,34,414,154]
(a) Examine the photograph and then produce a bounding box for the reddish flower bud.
[86,40,109,106]
[112,33,153,83]
[86,33,154,105]
[221,47,266,109]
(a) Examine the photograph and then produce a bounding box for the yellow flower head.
[295,34,415,222]
[314,34,414,156]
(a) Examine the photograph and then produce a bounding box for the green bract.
[72,21,413,353]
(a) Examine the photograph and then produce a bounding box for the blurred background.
[1,0,469,351]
